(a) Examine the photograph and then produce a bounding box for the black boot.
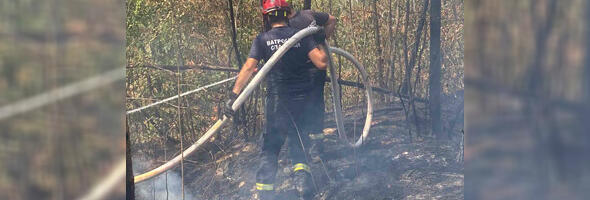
[292,170,314,199]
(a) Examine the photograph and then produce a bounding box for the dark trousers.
[303,69,327,134]
[256,93,312,184]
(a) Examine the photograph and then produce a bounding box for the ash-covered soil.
[143,105,466,200]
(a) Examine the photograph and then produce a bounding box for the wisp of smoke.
[133,157,197,200]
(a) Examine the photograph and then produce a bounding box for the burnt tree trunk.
[525,0,559,183]
[304,0,312,10]
[403,0,429,95]
[429,0,442,137]
[228,0,242,67]
[373,0,384,88]
[400,0,410,94]
[387,0,396,97]
[126,118,135,200]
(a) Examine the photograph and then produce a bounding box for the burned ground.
[134,99,464,200]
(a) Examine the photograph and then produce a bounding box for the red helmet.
[262,0,291,15]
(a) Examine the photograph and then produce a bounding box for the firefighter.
[289,7,338,156]
[223,0,327,199]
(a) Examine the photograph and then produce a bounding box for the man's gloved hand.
[223,92,239,118]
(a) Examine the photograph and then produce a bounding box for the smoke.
[133,157,198,200]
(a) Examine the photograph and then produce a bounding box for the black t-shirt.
[289,10,330,81]
[289,10,330,43]
[248,26,318,95]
